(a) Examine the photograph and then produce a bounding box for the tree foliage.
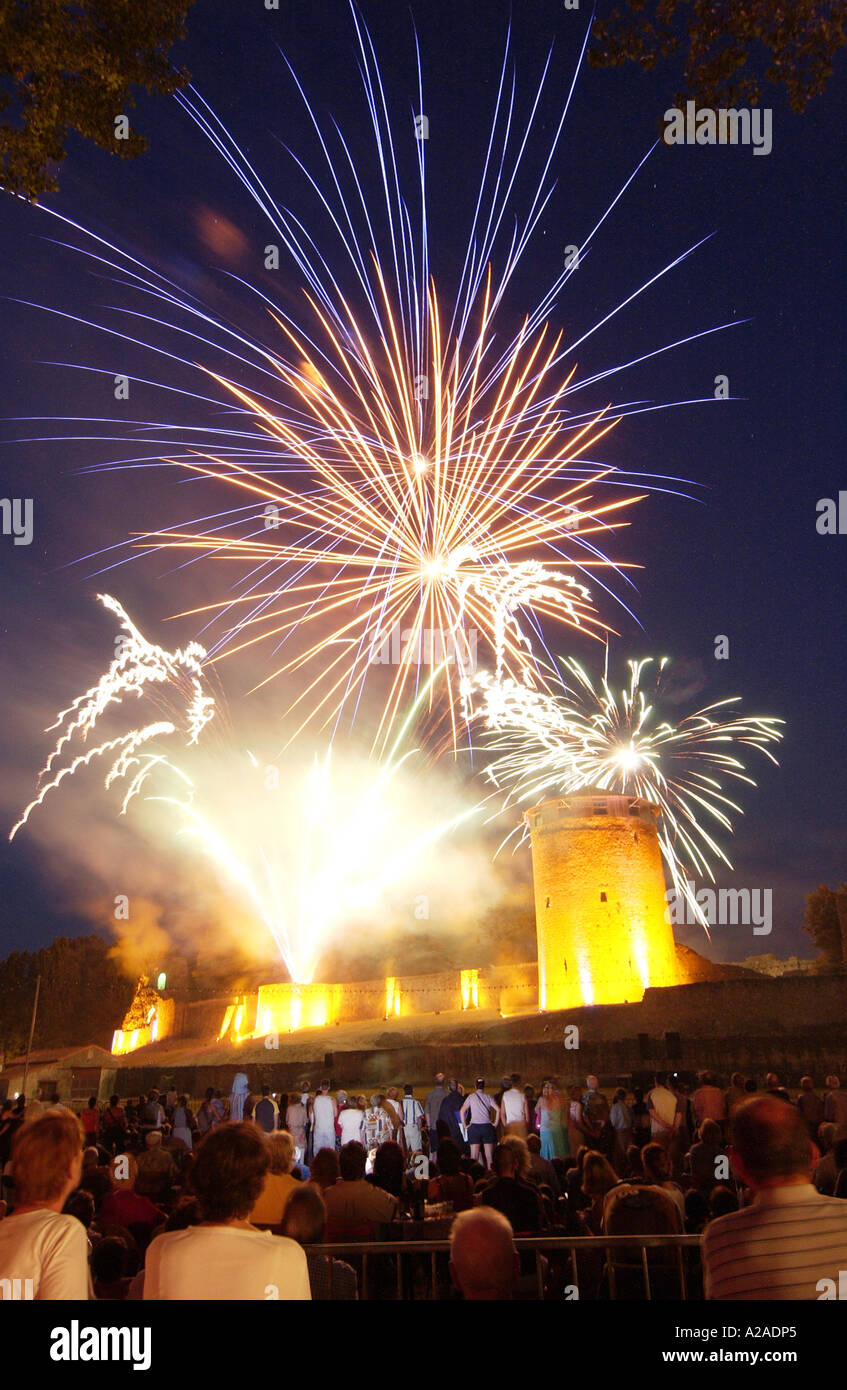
[0,934,132,1057]
[589,2,847,112]
[0,0,193,200]
[803,882,846,964]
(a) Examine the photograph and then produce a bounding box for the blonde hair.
[267,1129,295,1174]
[12,1110,83,1204]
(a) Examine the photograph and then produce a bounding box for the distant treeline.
[0,935,131,1058]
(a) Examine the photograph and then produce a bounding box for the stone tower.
[525,789,680,1011]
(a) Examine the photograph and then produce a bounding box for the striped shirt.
[702,1183,847,1300]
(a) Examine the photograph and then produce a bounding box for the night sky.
[0,0,844,969]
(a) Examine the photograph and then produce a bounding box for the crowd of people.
[1,1068,846,1300]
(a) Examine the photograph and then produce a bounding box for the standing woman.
[285,1093,308,1164]
[383,1087,405,1150]
[536,1081,568,1161]
[102,1095,127,1154]
[172,1096,195,1151]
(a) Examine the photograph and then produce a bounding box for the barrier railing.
[303,1232,702,1300]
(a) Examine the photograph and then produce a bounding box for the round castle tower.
[525,789,680,1011]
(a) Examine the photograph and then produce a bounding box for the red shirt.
[99,1189,165,1230]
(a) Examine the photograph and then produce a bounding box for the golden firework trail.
[471,656,784,929]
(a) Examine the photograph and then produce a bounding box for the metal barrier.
[303,1233,702,1300]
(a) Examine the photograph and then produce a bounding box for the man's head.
[642,1142,671,1184]
[492,1143,518,1179]
[731,1072,745,1088]
[261,1085,271,1097]
[654,1072,667,1088]
[339,1141,367,1182]
[800,1076,815,1092]
[145,1130,162,1149]
[526,1133,541,1155]
[586,1075,599,1092]
[189,1123,268,1221]
[699,1071,714,1087]
[434,1072,445,1086]
[765,1072,780,1090]
[320,1080,330,1094]
[700,1119,721,1146]
[818,1122,836,1152]
[12,1110,83,1207]
[447,1079,459,1093]
[449,1207,519,1300]
[730,1097,812,1191]
[826,1075,840,1092]
[82,1146,99,1170]
[404,1084,413,1096]
[475,1078,485,1091]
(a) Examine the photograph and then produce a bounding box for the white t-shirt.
[0,1209,91,1300]
[143,1226,311,1300]
[501,1088,526,1124]
[339,1109,365,1144]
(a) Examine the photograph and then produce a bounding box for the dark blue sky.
[0,0,844,967]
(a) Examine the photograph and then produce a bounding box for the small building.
[0,1045,117,1107]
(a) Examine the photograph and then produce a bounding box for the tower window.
[599,891,607,903]
[545,896,552,908]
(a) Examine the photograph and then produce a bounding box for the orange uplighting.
[384,977,401,1018]
[460,968,479,1010]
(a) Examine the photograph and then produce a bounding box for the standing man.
[647,1073,679,1151]
[402,1085,425,1154]
[582,1075,612,1159]
[824,1075,847,1130]
[692,1072,726,1134]
[424,1073,448,1156]
[499,1077,530,1139]
[254,1086,279,1134]
[460,1079,498,1169]
[796,1077,825,1141]
[438,1081,468,1155]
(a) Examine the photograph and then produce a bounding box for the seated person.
[281,1184,357,1300]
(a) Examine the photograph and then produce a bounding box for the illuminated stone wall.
[526,791,680,1011]
[252,967,536,1036]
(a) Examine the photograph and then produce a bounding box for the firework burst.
[7,7,737,753]
[472,655,784,927]
[9,596,478,982]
